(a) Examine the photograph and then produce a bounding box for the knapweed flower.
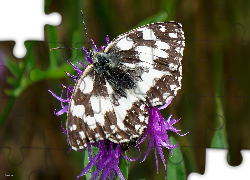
[137,100,188,178]
[49,35,187,180]
[60,124,141,180]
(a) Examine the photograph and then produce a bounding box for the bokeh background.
[1,0,250,179]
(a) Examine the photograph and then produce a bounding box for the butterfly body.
[93,52,137,90]
[66,22,185,151]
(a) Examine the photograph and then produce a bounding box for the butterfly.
[66,22,185,151]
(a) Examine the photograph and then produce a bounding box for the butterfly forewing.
[105,22,184,106]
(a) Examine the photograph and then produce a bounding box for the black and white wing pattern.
[67,22,185,151]
[105,22,185,106]
[67,64,148,150]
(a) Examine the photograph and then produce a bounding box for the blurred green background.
[1,0,250,179]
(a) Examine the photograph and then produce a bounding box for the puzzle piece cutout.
[188,149,250,180]
[0,1,65,179]
[0,0,61,58]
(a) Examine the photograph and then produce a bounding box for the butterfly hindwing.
[67,65,148,150]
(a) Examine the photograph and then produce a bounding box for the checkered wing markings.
[106,83,148,143]
[67,65,148,150]
[105,22,185,106]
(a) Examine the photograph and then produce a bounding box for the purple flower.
[137,99,189,178]
[49,36,188,180]
[76,140,140,180]
[60,124,140,180]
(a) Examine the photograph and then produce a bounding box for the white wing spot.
[85,116,96,129]
[155,41,170,51]
[106,82,113,95]
[90,96,101,114]
[105,133,111,139]
[135,68,165,95]
[71,104,85,119]
[80,76,93,94]
[159,25,166,32]
[135,124,141,130]
[142,27,157,40]
[109,138,118,143]
[178,76,182,86]
[116,134,122,139]
[90,95,113,127]
[79,146,85,149]
[169,32,177,38]
[116,37,134,50]
[131,134,139,139]
[169,63,178,71]
[70,124,77,131]
[113,90,137,130]
[140,104,145,111]
[124,63,136,68]
[145,117,148,124]
[151,97,160,104]
[135,46,154,67]
[154,48,169,59]
[77,140,81,145]
[136,125,146,134]
[95,133,100,139]
[79,131,85,139]
[110,125,117,133]
[170,84,177,91]
[138,115,144,122]
[163,92,170,99]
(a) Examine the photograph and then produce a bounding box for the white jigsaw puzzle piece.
[0,0,61,58]
[188,148,250,180]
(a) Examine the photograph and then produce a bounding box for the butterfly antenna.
[81,9,91,48]
[50,10,91,52]
[50,47,81,52]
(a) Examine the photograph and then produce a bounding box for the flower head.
[137,100,189,178]
[76,140,140,180]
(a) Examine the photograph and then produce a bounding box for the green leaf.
[135,11,168,28]
[83,145,98,180]
[118,153,130,180]
[210,43,228,149]
[167,137,186,180]
[47,25,59,68]
[210,97,228,149]
[4,89,14,96]
[83,149,92,180]
[4,59,20,78]
[0,97,15,127]
[162,0,178,21]
[72,30,81,59]
[211,129,228,148]
[6,77,17,87]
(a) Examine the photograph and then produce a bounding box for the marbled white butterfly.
[67,22,185,151]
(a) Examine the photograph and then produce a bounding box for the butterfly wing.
[67,64,148,150]
[105,22,185,106]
